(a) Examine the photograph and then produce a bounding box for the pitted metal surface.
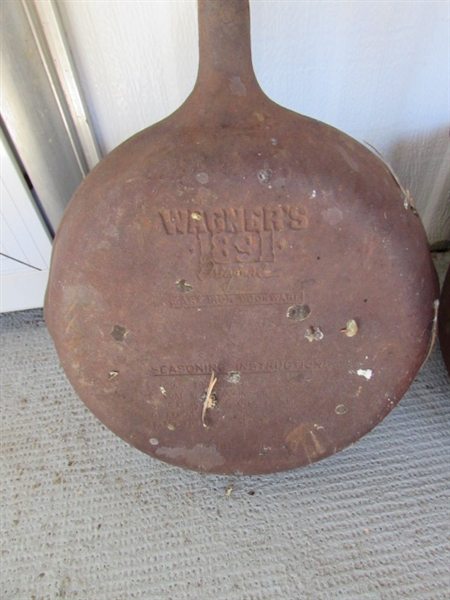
[45,0,438,474]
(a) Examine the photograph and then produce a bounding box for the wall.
[0,129,52,312]
[58,0,449,244]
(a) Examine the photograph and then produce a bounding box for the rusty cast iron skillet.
[45,0,438,474]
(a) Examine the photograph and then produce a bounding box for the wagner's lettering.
[224,207,245,233]
[159,205,308,235]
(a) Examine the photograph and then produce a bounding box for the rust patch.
[176,279,193,293]
[287,304,311,321]
[286,423,328,463]
[110,325,128,342]
[322,207,343,225]
[305,326,324,342]
[155,443,226,470]
[229,76,247,96]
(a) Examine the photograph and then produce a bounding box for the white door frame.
[1,129,52,312]
[1,0,100,234]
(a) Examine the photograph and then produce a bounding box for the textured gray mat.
[1,255,450,600]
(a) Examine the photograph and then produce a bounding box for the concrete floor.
[1,254,449,599]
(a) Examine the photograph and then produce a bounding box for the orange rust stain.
[309,429,325,455]
[65,314,77,333]
[286,423,328,463]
